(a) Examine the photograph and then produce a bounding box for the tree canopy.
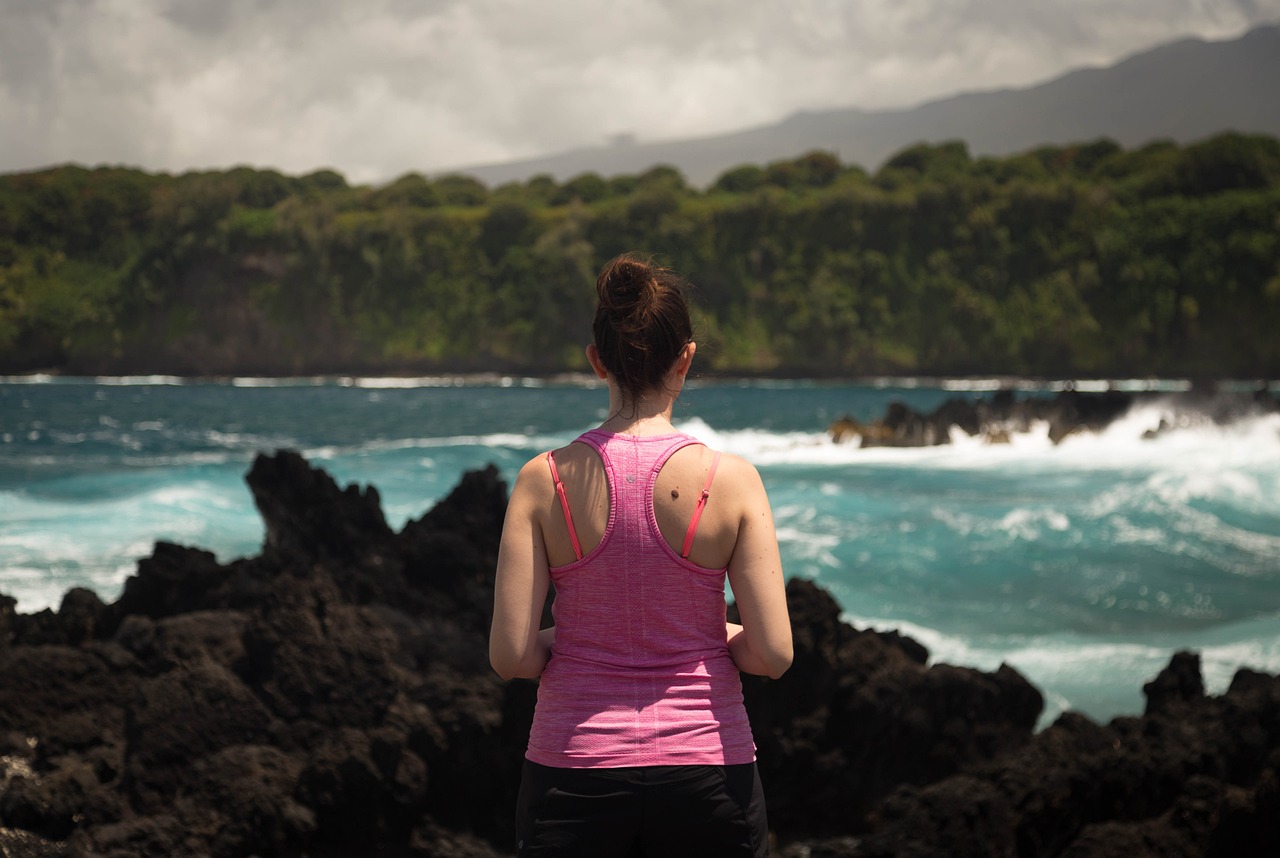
[3,135,1278,378]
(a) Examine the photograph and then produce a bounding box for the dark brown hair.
[592,253,693,400]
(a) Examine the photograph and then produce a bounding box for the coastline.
[6,376,1278,714]
[2,451,1278,856]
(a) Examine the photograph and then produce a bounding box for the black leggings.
[515,760,769,857]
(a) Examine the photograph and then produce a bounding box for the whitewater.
[2,376,1278,728]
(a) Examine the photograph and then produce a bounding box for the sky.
[3,0,1278,186]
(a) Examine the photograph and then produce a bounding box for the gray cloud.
[2,0,1277,183]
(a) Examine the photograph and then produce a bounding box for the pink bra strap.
[547,451,583,561]
[680,451,721,559]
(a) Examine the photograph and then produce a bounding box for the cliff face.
[1,452,1277,857]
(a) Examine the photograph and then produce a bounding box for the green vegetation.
[3,135,1279,377]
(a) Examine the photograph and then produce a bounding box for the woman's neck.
[600,385,679,435]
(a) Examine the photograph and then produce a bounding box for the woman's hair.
[592,253,693,400]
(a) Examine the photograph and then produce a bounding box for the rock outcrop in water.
[2,451,1278,856]
[829,386,1280,447]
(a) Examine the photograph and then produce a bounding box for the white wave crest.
[673,407,1280,497]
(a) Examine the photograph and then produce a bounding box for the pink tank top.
[525,429,756,768]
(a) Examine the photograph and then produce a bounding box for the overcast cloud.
[2,0,1277,184]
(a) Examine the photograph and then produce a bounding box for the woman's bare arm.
[725,460,793,679]
[490,457,555,680]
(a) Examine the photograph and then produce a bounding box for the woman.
[490,253,793,857]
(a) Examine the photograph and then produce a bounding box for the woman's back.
[540,430,739,572]
[545,430,729,664]
[527,429,756,767]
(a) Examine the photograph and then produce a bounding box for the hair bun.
[592,253,693,397]
[598,256,659,324]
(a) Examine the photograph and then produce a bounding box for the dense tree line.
[2,134,1278,377]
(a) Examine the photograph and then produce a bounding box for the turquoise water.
[3,375,1279,727]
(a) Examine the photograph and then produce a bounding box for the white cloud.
[1,0,1277,183]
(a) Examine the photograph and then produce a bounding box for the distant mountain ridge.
[455,24,1280,187]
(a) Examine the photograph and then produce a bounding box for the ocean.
[3,375,1279,728]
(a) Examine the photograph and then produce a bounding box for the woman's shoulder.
[669,443,766,500]
[515,449,550,476]
[513,441,594,490]
[511,450,556,499]
[710,450,766,495]
[677,439,756,476]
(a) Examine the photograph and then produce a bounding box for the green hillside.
[3,135,1279,378]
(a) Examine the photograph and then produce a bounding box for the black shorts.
[515,759,769,857]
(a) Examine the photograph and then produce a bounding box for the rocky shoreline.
[2,451,1277,856]
[829,386,1280,447]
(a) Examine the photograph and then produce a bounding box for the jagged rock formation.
[1,451,1277,856]
[779,651,1280,857]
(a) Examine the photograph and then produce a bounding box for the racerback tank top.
[525,428,756,768]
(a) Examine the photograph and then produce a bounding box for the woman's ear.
[585,344,609,380]
[674,341,696,378]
